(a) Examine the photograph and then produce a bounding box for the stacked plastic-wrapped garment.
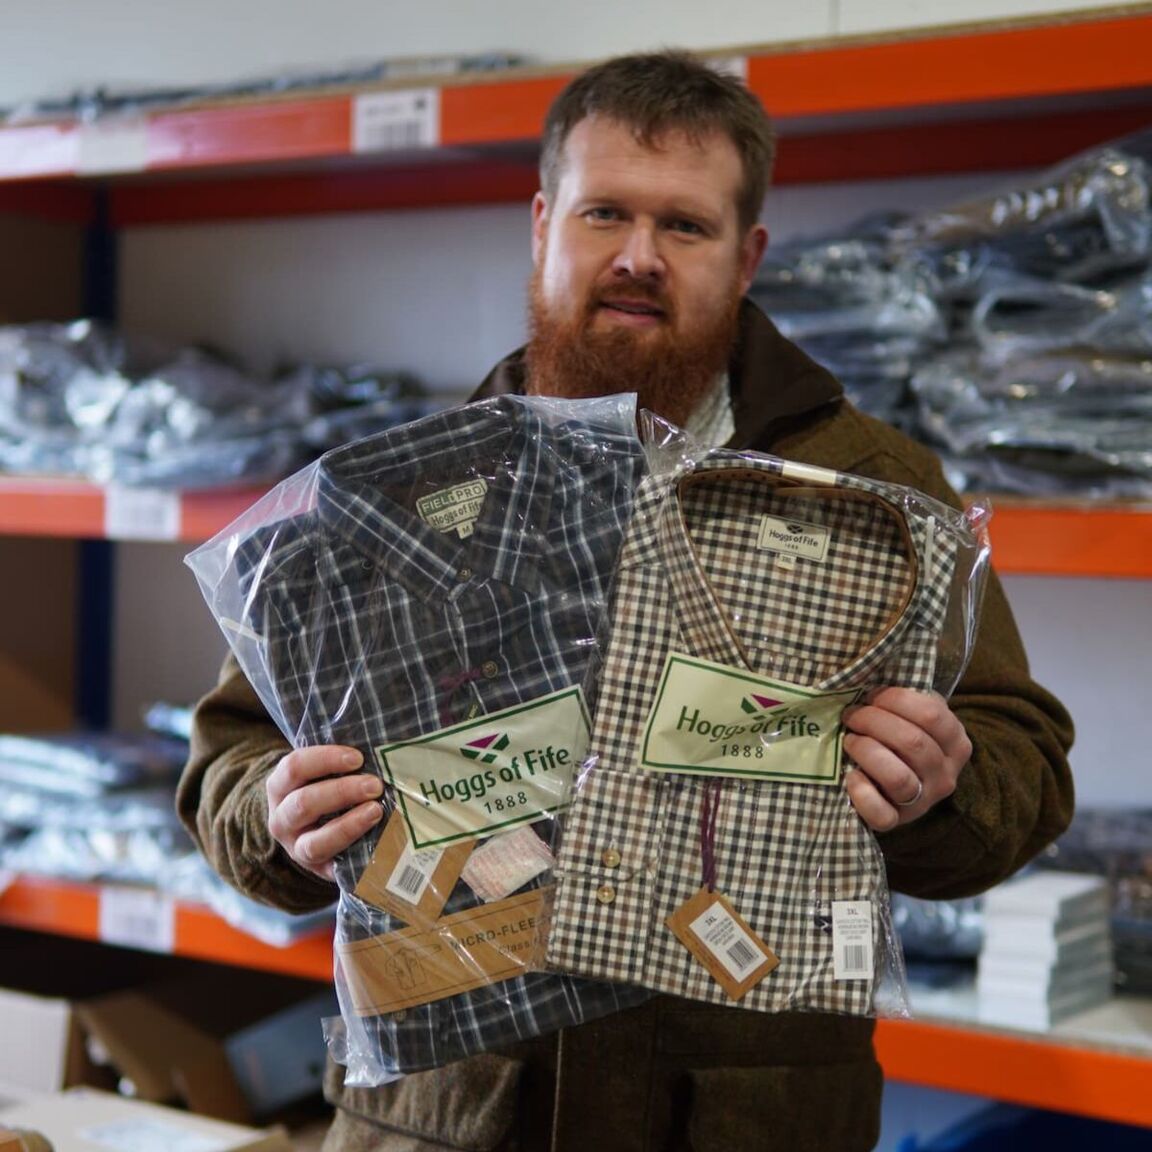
[752,130,1152,498]
[0,730,196,885]
[900,130,1152,498]
[748,213,946,430]
[0,319,441,489]
[0,721,335,945]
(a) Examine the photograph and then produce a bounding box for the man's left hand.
[841,687,971,832]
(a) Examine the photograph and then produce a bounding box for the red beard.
[525,266,742,429]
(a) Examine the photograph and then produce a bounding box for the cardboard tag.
[461,824,555,902]
[666,888,778,1001]
[337,888,549,1014]
[353,808,474,927]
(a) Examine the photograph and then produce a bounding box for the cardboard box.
[0,942,337,1124]
[0,1088,294,1152]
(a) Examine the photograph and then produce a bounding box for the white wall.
[0,0,1125,108]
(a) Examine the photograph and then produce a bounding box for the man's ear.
[738,223,769,293]
[531,191,549,265]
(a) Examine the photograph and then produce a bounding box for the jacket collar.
[472,299,844,450]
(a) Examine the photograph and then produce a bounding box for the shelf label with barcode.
[104,484,181,540]
[353,88,440,153]
[832,900,874,980]
[99,886,176,953]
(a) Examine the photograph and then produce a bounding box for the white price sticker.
[104,484,181,540]
[385,841,445,905]
[353,88,440,153]
[77,118,150,175]
[99,885,176,953]
[832,900,874,980]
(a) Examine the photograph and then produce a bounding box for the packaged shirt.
[187,393,651,1083]
[546,436,990,1018]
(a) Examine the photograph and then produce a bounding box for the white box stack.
[976,870,1113,1030]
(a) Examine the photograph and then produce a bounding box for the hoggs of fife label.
[641,654,859,782]
[378,687,589,848]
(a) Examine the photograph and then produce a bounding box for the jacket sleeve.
[175,651,339,913]
[776,408,1076,900]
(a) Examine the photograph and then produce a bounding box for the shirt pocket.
[687,1060,882,1152]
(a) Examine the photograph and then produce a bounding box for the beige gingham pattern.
[548,453,961,1015]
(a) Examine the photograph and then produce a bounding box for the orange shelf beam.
[0,876,333,982]
[745,11,1152,119]
[987,501,1152,579]
[0,479,263,541]
[876,1014,1152,1130]
[2,10,1151,189]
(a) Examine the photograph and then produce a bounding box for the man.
[178,51,1074,1151]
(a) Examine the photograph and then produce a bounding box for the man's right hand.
[265,745,384,882]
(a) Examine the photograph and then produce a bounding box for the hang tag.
[666,888,778,1001]
[832,900,875,981]
[461,824,555,902]
[354,807,474,927]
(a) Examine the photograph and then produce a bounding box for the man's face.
[527,115,767,426]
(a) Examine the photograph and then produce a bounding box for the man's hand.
[265,745,384,881]
[841,687,971,833]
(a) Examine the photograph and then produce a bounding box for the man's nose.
[612,223,665,279]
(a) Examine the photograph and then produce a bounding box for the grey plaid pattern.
[548,451,962,1015]
[231,395,651,1075]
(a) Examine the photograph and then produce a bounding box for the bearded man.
[178,51,1073,1152]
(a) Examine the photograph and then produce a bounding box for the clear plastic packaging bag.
[543,415,992,1020]
[186,393,652,1084]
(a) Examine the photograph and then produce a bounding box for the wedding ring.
[897,777,924,807]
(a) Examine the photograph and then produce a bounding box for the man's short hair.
[539,50,776,232]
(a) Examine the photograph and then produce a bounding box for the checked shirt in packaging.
[546,429,990,1018]
[187,394,651,1084]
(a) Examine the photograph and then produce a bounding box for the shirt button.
[596,884,616,905]
[600,848,621,869]
[456,567,472,582]
[481,660,500,678]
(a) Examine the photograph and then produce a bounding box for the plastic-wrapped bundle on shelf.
[894,129,1152,300]
[748,215,945,428]
[0,779,197,886]
[1035,807,1152,996]
[0,319,441,489]
[970,270,1152,364]
[909,347,1152,498]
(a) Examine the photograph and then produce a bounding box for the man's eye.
[585,207,619,223]
[668,219,704,236]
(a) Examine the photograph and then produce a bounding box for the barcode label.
[99,886,175,953]
[353,89,439,153]
[690,902,769,980]
[385,841,445,904]
[104,484,181,540]
[832,900,874,980]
